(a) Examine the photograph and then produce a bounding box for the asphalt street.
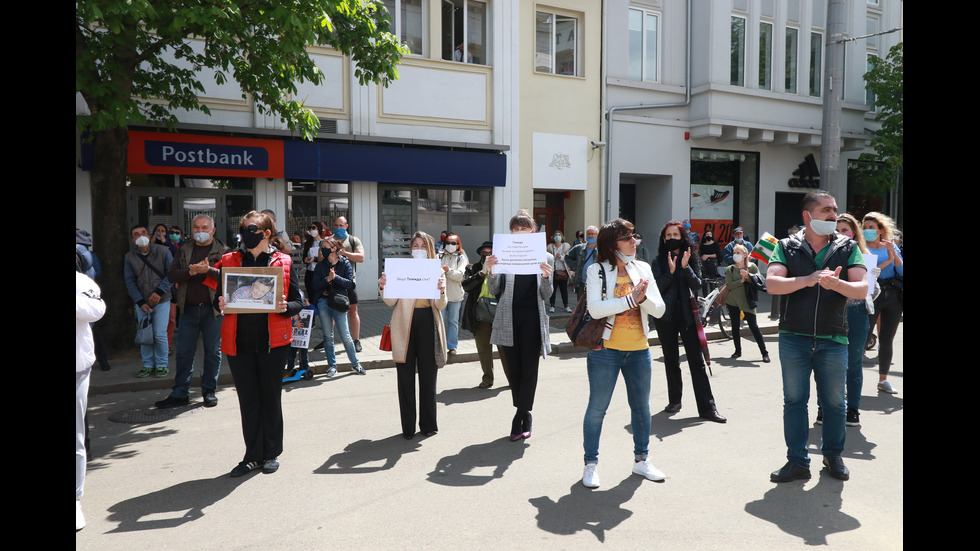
[77,302,903,550]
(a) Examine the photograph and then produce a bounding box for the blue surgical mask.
[863,229,879,241]
[586,237,596,245]
[683,223,691,230]
[734,237,743,243]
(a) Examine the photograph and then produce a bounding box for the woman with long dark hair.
[302,221,327,300]
[313,236,363,376]
[580,219,666,488]
[208,211,303,477]
[650,221,726,423]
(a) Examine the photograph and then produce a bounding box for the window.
[865,54,877,109]
[628,8,659,82]
[785,27,798,93]
[730,16,746,86]
[759,22,772,90]
[809,31,822,97]
[383,0,425,55]
[285,180,351,247]
[536,10,579,76]
[441,0,489,65]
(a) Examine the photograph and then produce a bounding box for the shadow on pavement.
[106,474,245,533]
[528,475,643,542]
[426,437,527,486]
[315,434,422,474]
[744,474,860,545]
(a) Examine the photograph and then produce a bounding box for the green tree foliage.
[858,42,903,193]
[76,0,406,349]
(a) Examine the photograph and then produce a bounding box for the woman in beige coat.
[379,232,448,439]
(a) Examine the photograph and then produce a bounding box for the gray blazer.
[487,252,554,357]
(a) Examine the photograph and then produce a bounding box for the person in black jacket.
[650,221,726,424]
[460,241,508,388]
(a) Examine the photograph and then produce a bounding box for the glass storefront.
[690,149,759,247]
[285,180,351,245]
[127,174,255,246]
[380,185,492,268]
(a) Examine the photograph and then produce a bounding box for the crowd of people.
[77,193,902,530]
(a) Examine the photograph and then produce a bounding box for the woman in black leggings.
[862,212,903,394]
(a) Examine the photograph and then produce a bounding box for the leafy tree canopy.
[858,41,902,193]
[76,0,407,139]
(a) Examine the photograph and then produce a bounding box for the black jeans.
[727,306,768,356]
[869,282,902,376]
[550,277,569,308]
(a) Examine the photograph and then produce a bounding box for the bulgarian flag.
[751,232,779,265]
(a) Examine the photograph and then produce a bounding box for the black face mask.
[664,238,684,252]
[240,229,265,250]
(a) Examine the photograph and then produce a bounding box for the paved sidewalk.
[90,293,781,395]
[78,311,903,549]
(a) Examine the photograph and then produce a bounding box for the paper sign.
[862,253,877,300]
[291,308,315,348]
[383,258,443,299]
[491,232,547,275]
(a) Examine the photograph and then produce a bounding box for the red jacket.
[205,250,293,356]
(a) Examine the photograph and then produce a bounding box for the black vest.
[777,233,857,337]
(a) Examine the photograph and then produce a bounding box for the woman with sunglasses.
[581,219,666,488]
[651,221,727,423]
[206,211,303,477]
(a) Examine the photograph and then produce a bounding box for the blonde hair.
[732,244,749,264]
[837,213,869,254]
[411,231,437,259]
[862,211,896,242]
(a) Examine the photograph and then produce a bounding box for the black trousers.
[228,346,288,463]
[396,308,438,436]
[869,282,902,376]
[502,308,542,412]
[550,277,569,308]
[727,306,768,355]
[653,315,717,415]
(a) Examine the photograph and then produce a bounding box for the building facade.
[602,0,902,248]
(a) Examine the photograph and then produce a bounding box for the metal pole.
[820,0,846,195]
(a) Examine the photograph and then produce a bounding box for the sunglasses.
[241,224,262,234]
[616,233,640,242]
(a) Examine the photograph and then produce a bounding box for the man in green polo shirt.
[766,190,867,483]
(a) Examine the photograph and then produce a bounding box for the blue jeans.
[172,304,222,398]
[846,303,870,410]
[583,347,652,464]
[779,333,847,467]
[443,300,462,351]
[317,298,360,369]
[137,302,170,368]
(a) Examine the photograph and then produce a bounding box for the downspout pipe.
[603,0,691,221]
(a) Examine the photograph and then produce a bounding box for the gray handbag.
[134,309,154,345]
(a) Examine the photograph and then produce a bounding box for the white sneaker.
[632,459,665,481]
[877,380,898,394]
[565,307,573,313]
[549,306,555,313]
[76,501,85,532]
[582,463,600,488]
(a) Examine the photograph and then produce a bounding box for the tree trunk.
[91,126,135,354]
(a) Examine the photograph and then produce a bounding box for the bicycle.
[697,277,733,339]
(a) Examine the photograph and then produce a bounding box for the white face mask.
[809,217,838,236]
[732,253,744,263]
[135,235,150,248]
[411,249,428,260]
[309,229,319,238]
[444,244,457,254]
[615,251,635,264]
[193,232,211,244]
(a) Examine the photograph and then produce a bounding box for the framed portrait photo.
[222,266,284,314]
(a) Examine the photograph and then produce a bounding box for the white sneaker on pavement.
[632,459,665,481]
[582,463,600,488]
[76,501,85,532]
[877,380,898,394]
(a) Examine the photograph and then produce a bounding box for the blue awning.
[284,141,506,187]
